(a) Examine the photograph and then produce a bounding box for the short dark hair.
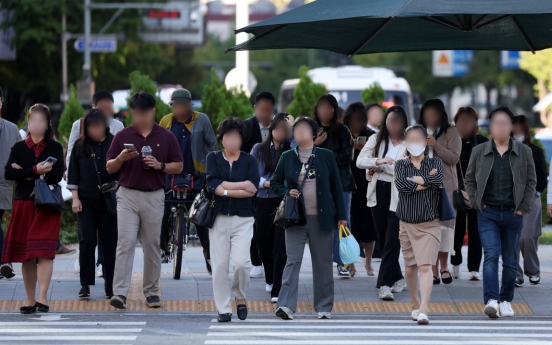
[217,116,247,142]
[293,116,318,140]
[453,106,479,123]
[93,90,114,105]
[255,91,275,105]
[129,91,156,110]
[342,102,368,128]
[489,106,515,122]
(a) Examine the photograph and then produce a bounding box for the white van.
[278,66,415,123]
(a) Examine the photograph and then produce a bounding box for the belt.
[126,187,158,193]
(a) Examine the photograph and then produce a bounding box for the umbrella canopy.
[226,0,552,56]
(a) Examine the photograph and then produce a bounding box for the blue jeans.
[333,191,352,265]
[477,206,523,303]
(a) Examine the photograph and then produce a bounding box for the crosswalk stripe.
[204,341,552,345]
[0,335,137,341]
[210,318,552,324]
[206,331,552,338]
[0,322,146,326]
[208,325,552,331]
[0,328,142,333]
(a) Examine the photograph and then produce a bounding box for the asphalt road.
[1,312,552,345]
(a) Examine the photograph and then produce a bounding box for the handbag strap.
[454,162,465,191]
[297,147,317,196]
[90,146,104,187]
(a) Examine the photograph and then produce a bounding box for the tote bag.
[33,178,66,214]
[338,225,360,265]
[439,187,456,221]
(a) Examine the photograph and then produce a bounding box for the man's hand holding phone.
[118,144,139,162]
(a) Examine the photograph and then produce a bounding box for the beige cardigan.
[356,133,407,212]
[432,126,461,193]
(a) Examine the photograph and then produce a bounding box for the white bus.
[278,66,416,123]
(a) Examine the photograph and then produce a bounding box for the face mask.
[406,143,426,157]
[514,134,525,143]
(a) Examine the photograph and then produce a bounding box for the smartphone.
[356,136,367,145]
[42,156,57,166]
[318,127,325,135]
[124,143,137,152]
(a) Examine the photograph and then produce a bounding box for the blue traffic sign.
[74,36,117,53]
[501,51,520,69]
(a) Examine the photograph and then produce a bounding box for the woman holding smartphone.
[2,104,64,314]
[312,94,355,278]
[67,109,119,299]
[356,106,408,300]
[341,102,377,275]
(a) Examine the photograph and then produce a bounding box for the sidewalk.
[1,243,551,315]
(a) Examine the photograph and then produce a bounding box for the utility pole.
[235,0,250,96]
[61,12,68,102]
[83,0,91,82]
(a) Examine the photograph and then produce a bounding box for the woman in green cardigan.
[271,116,347,320]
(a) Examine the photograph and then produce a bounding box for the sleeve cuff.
[259,177,266,188]
[66,184,78,190]
[33,165,38,175]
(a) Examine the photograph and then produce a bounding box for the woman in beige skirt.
[395,125,444,325]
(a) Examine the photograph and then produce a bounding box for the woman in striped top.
[395,125,444,325]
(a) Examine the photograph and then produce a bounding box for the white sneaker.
[250,266,264,279]
[271,297,278,303]
[391,278,406,293]
[411,309,419,321]
[452,265,461,279]
[500,301,515,317]
[379,286,394,300]
[417,313,429,325]
[96,264,103,277]
[318,312,331,319]
[266,284,273,293]
[469,271,480,281]
[74,257,80,273]
[276,306,293,320]
[484,299,500,319]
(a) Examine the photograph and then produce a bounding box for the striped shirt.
[394,156,444,224]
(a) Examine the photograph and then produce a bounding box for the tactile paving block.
[456,302,533,315]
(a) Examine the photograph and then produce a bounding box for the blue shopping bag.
[338,225,360,265]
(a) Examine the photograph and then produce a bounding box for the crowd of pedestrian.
[0,85,546,325]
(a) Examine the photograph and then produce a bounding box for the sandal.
[441,270,453,285]
[433,276,441,285]
[35,302,49,313]
[349,264,357,278]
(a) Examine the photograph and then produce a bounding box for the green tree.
[287,66,327,117]
[361,82,385,104]
[58,85,84,144]
[126,71,171,125]
[199,68,252,131]
[520,49,552,129]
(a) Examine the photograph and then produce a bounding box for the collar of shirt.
[25,135,45,149]
[407,155,430,167]
[128,124,162,138]
[491,138,512,152]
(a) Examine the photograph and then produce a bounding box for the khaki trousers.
[113,187,164,298]
[209,215,254,314]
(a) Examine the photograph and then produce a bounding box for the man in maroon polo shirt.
[106,91,183,310]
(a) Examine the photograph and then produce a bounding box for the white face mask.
[406,143,426,157]
[513,134,525,143]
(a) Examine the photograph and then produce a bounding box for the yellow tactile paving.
[346,302,384,313]
[0,300,11,311]
[455,302,533,315]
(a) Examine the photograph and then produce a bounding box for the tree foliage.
[361,82,385,105]
[520,49,552,128]
[58,85,84,144]
[199,68,252,131]
[126,71,171,125]
[287,66,328,117]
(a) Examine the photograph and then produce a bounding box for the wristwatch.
[409,174,413,181]
[159,162,166,172]
[222,190,228,199]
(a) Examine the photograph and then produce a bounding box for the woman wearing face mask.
[395,125,444,325]
[2,104,64,314]
[341,102,377,275]
[67,109,119,299]
[418,99,461,285]
[271,117,346,321]
[512,115,546,287]
[250,113,291,303]
[206,117,260,323]
[450,107,488,281]
[357,106,408,300]
[312,95,355,278]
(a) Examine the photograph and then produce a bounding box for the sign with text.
[432,50,473,77]
[501,51,520,69]
[74,36,117,53]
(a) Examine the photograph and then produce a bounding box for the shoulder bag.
[34,177,66,214]
[91,146,118,215]
[452,164,470,211]
[189,152,219,228]
[273,147,316,228]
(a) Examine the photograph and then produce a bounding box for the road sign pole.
[83,0,91,82]
[236,0,249,96]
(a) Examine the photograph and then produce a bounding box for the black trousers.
[76,220,103,266]
[250,230,262,267]
[254,198,287,297]
[77,198,117,295]
[451,208,482,272]
[160,191,210,261]
[371,181,403,288]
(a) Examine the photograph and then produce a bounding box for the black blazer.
[241,116,263,154]
[5,140,64,200]
[529,143,547,194]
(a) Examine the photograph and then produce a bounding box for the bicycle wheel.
[173,207,186,279]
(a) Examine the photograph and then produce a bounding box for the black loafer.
[79,285,90,298]
[441,270,453,285]
[35,302,49,313]
[433,276,441,285]
[236,303,248,320]
[20,305,36,314]
[217,313,232,322]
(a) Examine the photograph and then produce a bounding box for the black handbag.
[91,147,118,215]
[34,178,66,214]
[439,187,456,221]
[452,164,471,211]
[189,188,217,228]
[274,147,316,228]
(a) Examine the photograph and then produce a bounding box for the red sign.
[148,10,180,19]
